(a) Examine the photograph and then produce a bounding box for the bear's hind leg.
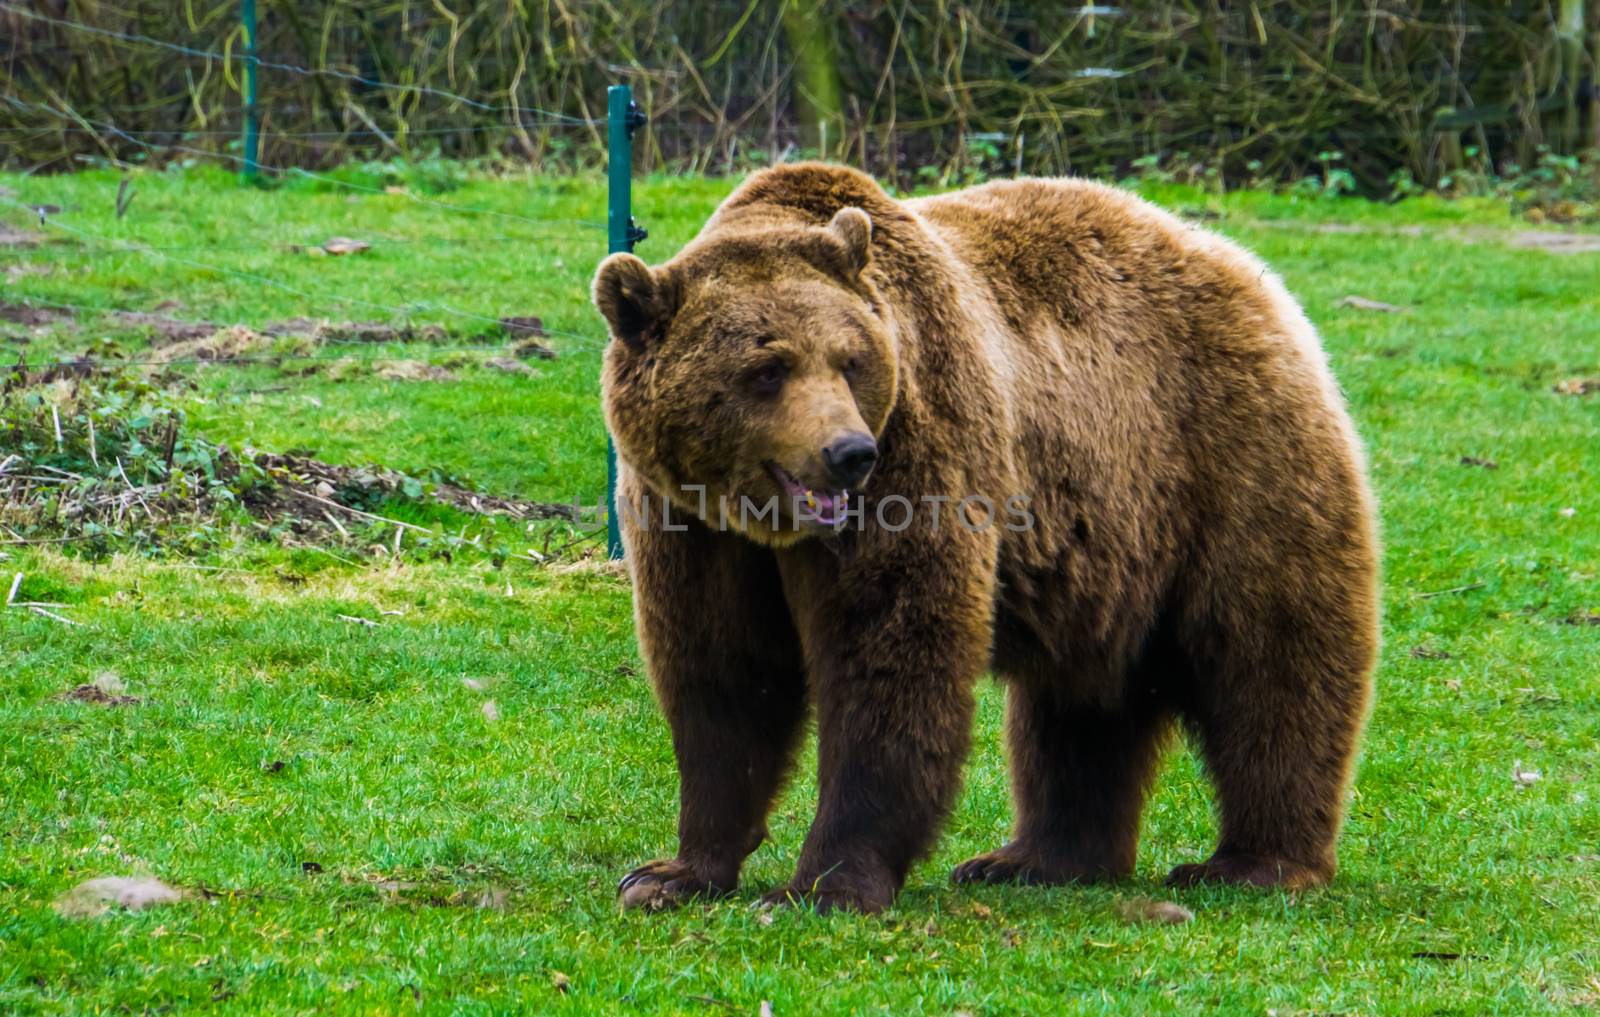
[953,682,1171,886]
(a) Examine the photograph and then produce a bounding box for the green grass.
[3,165,1599,1015]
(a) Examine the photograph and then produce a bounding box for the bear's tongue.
[769,463,845,526]
[807,490,841,525]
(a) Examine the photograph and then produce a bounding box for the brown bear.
[592,163,1378,914]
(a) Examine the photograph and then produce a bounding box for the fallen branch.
[289,489,434,535]
[29,605,80,626]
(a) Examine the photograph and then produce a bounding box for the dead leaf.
[1459,456,1498,470]
[1001,928,1023,948]
[549,970,571,993]
[1513,761,1542,786]
[1564,609,1600,626]
[1554,377,1600,396]
[1116,898,1195,925]
[969,901,992,920]
[321,237,371,256]
[759,1003,774,1017]
[54,876,184,918]
[482,700,500,722]
[1336,295,1405,313]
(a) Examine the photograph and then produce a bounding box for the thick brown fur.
[594,163,1379,914]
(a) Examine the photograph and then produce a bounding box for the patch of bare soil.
[375,359,455,382]
[54,876,184,918]
[0,223,39,247]
[0,299,72,327]
[1510,231,1600,254]
[106,310,219,343]
[484,356,538,376]
[55,684,141,706]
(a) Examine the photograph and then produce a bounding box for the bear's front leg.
[766,530,997,914]
[617,480,809,911]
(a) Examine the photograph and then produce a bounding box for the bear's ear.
[592,253,673,350]
[826,207,873,278]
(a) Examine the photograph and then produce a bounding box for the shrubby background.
[3,1,1598,193]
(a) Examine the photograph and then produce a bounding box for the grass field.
[3,164,1599,1015]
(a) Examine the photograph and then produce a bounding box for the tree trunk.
[782,0,845,159]
[1556,0,1585,152]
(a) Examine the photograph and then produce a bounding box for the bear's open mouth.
[765,461,848,527]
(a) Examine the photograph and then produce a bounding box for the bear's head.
[593,206,897,546]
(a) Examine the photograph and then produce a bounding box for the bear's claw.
[617,859,724,911]
[951,844,1120,886]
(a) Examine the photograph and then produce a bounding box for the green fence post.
[241,0,260,181]
[605,85,646,559]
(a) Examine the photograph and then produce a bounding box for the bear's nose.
[821,432,878,488]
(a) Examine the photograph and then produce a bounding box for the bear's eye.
[842,356,861,384]
[746,361,788,396]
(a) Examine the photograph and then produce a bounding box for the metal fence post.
[241,0,260,180]
[605,85,646,559]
